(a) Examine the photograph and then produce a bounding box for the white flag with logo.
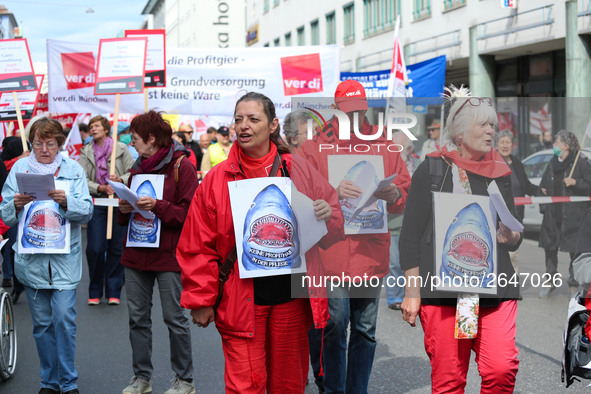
[386,15,407,114]
[63,114,84,161]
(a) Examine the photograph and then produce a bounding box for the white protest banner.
[94,38,148,95]
[126,174,164,248]
[0,38,37,93]
[0,75,44,122]
[47,40,341,118]
[125,29,166,88]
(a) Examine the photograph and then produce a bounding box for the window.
[264,0,269,13]
[297,26,305,45]
[274,38,280,46]
[326,12,336,45]
[343,3,355,44]
[285,32,292,46]
[310,19,319,45]
[344,3,355,44]
[413,0,431,20]
[363,0,399,37]
[522,154,544,178]
[273,0,279,6]
[264,42,270,47]
[443,0,465,11]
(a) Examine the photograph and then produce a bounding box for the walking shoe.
[388,302,402,310]
[538,285,555,299]
[39,388,60,394]
[164,377,195,394]
[122,376,152,394]
[63,389,80,394]
[88,298,100,305]
[108,298,120,305]
[2,278,12,288]
[570,286,579,299]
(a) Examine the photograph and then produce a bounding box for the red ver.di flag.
[280,53,323,96]
[63,114,84,161]
[0,38,37,93]
[94,37,148,95]
[0,75,44,122]
[124,29,166,88]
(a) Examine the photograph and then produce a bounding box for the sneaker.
[122,376,152,394]
[570,286,579,299]
[88,298,100,305]
[2,278,12,288]
[108,298,120,305]
[164,378,195,394]
[538,285,555,299]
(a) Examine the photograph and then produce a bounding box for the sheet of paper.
[15,172,55,201]
[345,161,377,209]
[487,180,524,233]
[347,173,397,225]
[107,179,154,220]
[291,189,328,255]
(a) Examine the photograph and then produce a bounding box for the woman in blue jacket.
[0,117,93,394]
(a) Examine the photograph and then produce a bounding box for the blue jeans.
[25,286,78,392]
[385,235,405,305]
[1,226,15,280]
[86,206,126,299]
[322,281,381,394]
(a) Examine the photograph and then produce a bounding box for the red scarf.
[239,143,280,178]
[428,145,511,179]
[139,145,170,173]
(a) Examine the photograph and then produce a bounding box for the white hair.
[443,85,497,148]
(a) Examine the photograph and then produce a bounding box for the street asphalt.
[0,231,589,393]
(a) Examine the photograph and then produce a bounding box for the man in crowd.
[180,124,203,166]
[79,123,92,145]
[537,129,553,152]
[206,126,218,144]
[297,80,411,394]
[420,119,441,160]
[201,126,232,172]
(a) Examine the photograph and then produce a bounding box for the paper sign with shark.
[126,174,164,248]
[433,192,497,295]
[229,177,323,279]
[327,155,389,235]
[18,180,71,254]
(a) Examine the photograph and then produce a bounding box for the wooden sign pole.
[144,89,149,113]
[569,133,588,178]
[12,92,28,151]
[106,93,121,240]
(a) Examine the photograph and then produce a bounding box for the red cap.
[334,80,369,113]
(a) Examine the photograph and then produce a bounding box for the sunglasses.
[452,97,493,123]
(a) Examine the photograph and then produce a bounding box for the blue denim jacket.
[0,156,93,290]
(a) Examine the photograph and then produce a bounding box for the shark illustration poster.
[327,155,388,235]
[18,180,70,254]
[126,174,164,248]
[228,177,309,279]
[433,192,497,295]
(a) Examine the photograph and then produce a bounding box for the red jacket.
[118,144,198,272]
[177,143,344,338]
[296,116,411,279]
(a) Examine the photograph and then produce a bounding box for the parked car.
[521,148,591,232]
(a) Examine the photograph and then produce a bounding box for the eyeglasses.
[452,97,494,123]
[32,141,58,149]
[130,136,142,145]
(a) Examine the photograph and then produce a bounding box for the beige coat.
[79,141,135,197]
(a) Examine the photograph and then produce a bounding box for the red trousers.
[420,301,519,394]
[219,297,313,394]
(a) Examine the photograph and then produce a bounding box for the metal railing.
[407,29,461,57]
[580,0,591,17]
[476,4,554,40]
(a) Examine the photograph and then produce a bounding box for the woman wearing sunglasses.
[399,86,522,393]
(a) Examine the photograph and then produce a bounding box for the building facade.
[142,0,246,48]
[247,0,591,158]
[0,5,19,39]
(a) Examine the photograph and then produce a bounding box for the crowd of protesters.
[2,79,591,394]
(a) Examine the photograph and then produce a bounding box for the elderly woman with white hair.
[283,110,313,149]
[399,86,522,393]
[537,129,591,299]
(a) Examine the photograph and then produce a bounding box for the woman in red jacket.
[117,111,198,394]
[177,92,344,394]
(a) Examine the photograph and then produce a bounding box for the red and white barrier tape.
[514,196,591,206]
